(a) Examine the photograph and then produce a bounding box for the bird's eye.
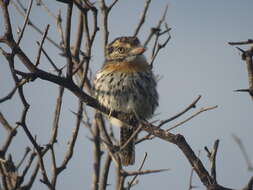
[118,47,125,53]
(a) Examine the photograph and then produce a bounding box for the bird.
[94,36,158,166]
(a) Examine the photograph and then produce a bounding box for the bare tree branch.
[144,4,168,47]
[35,24,50,66]
[65,2,73,79]
[205,139,220,184]
[0,112,18,158]
[229,43,253,100]
[0,77,29,103]
[1,1,251,190]
[91,116,102,190]
[120,124,142,152]
[127,152,148,189]
[133,0,151,37]
[122,168,169,177]
[188,150,200,190]
[10,0,62,50]
[17,107,53,189]
[159,95,201,127]
[17,147,31,169]
[99,0,121,53]
[22,159,39,189]
[99,153,112,190]
[228,39,253,46]
[57,100,83,174]
[16,0,33,45]
[150,24,171,69]
[166,105,218,131]
[0,112,13,131]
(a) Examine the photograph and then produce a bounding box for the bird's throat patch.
[103,61,149,73]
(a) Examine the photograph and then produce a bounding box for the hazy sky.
[1,0,253,189]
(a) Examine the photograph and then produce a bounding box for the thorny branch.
[121,168,169,177]
[0,1,234,189]
[17,108,53,189]
[1,0,252,190]
[229,41,253,100]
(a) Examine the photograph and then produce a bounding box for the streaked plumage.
[94,36,158,166]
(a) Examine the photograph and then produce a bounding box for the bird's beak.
[130,46,146,55]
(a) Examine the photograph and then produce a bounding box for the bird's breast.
[102,61,149,73]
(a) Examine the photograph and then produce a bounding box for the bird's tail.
[120,125,136,166]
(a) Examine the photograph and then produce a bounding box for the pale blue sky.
[1,0,253,189]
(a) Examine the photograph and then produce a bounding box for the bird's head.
[105,36,146,63]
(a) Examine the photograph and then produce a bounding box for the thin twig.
[0,78,29,103]
[0,112,13,131]
[99,153,112,190]
[17,147,31,169]
[231,45,253,100]
[17,107,53,189]
[16,0,33,45]
[133,0,151,37]
[204,140,219,184]
[56,9,65,47]
[20,150,36,182]
[50,146,57,187]
[228,39,253,46]
[188,150,200,190]
[49,85,64,145]
[37,43,61,73]
[35,24,50,67]
[57,100,83,174]
[116,163,124,190]
[0,129,18,158]
[120,124,142,152]
[99,0,120,53]
[144,4,168,47]
[65,2,73,79]
[159,95,201,127]
[108,0,120,11]
[150,24,171,69]
[166,106,218,131]
[21,158,39,189]
[11,0,61,50]
[72,9,84,61]
[122,168,169,177]
[127,152,148,189]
